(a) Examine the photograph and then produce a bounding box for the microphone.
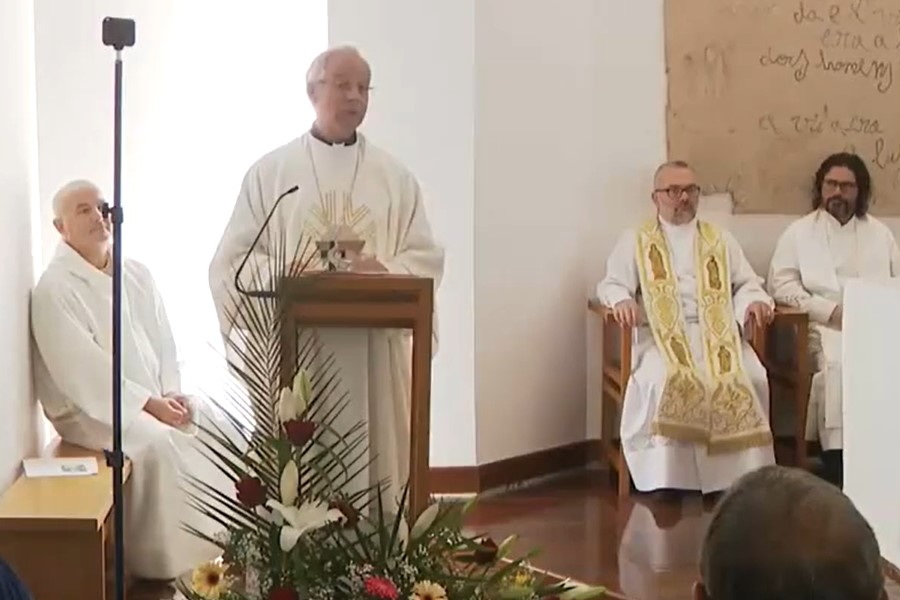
[234,185,300,298]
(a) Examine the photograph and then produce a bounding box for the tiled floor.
[131,467,900,600]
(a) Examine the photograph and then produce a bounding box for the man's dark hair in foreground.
[696,465,886,600]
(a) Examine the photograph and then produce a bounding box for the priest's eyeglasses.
[655,184,700,199]
[319,79,373,96]
[823,178,857,193]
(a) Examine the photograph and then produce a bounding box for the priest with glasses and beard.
[767,152,900,489]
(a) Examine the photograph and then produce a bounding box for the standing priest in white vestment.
[31,179,234,581]
[208,46,444,508]
[596,160,776,496]
[767,152,900,489]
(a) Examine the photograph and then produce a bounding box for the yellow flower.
[191,560,230,599]
[512,570,533,587]
[411,580,448,600]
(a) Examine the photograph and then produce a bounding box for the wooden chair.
[589,299,810,498]
[752,306,812,468]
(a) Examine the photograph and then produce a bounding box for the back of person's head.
[696,465,885,600]
[0,557,32,599]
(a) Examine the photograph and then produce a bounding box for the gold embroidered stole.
[635,219,772,453]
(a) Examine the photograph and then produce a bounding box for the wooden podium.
[277,272,434,519]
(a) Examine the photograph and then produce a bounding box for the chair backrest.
[697,192,735,228]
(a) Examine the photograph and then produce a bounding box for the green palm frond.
[179,228,605,600]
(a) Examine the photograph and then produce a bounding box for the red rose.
[363,575,399,599]
[283,419,316,446]
[235,475,266,508]
[268,586,299,600]
[474,537,498,564]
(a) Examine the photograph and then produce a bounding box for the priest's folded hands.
[289,253,388,274]
[144,394,192,427]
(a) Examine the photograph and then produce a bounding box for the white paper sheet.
[22,456,99,478]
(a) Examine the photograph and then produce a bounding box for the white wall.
[582,0,900,438]
[328,0,478,467]
[843,279,900,567]
[335,0,900,463]
[0,0,41,492]
[33,0,327,402]
[29,1,900,474]
[473,0,598,463]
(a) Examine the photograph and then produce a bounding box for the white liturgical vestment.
[209,131,444,507]
[596,218,775,493]
[767,209,900,450]
[31,242,235,579]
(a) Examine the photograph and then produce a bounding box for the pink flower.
[363,575,399,600]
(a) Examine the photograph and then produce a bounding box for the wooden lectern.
[277,273,434,519]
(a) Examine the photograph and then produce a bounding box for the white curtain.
[33,1,328,411]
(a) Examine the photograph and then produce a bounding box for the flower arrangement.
[179,237,606,600]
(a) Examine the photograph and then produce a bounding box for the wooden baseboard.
[884,558,900,584]
[428,435,820,495]
[430,440,601,494]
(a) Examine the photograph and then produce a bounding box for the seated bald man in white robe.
[767,152,900,489]
[596,161,776,495]
[31,180,236,581]
[208,46,444,508]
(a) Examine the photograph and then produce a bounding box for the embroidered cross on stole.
[634,219,772,453]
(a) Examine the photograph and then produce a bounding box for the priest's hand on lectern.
[349,255,388,273]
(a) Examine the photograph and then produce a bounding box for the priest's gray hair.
[305,45,368,94]
[653,160,692,188]
[52,179,102,218]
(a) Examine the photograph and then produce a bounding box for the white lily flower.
[265,499,344,552]
[497,534,518,559]
[277,387,300,423]
[279,461,299,506]
[409,502,440,541]
[292,369,312,412]
[557,584,607,599]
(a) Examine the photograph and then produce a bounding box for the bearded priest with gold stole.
[595,160,776,494]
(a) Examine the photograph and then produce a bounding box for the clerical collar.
[310,126,358,146]
[659,216,697,233]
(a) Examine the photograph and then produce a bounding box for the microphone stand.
[101,17,135,600]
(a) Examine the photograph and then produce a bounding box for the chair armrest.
[746,306,808,364]
[587,298,616,323]
[773,305,808,326]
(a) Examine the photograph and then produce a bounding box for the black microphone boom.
[233,185,299,298]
